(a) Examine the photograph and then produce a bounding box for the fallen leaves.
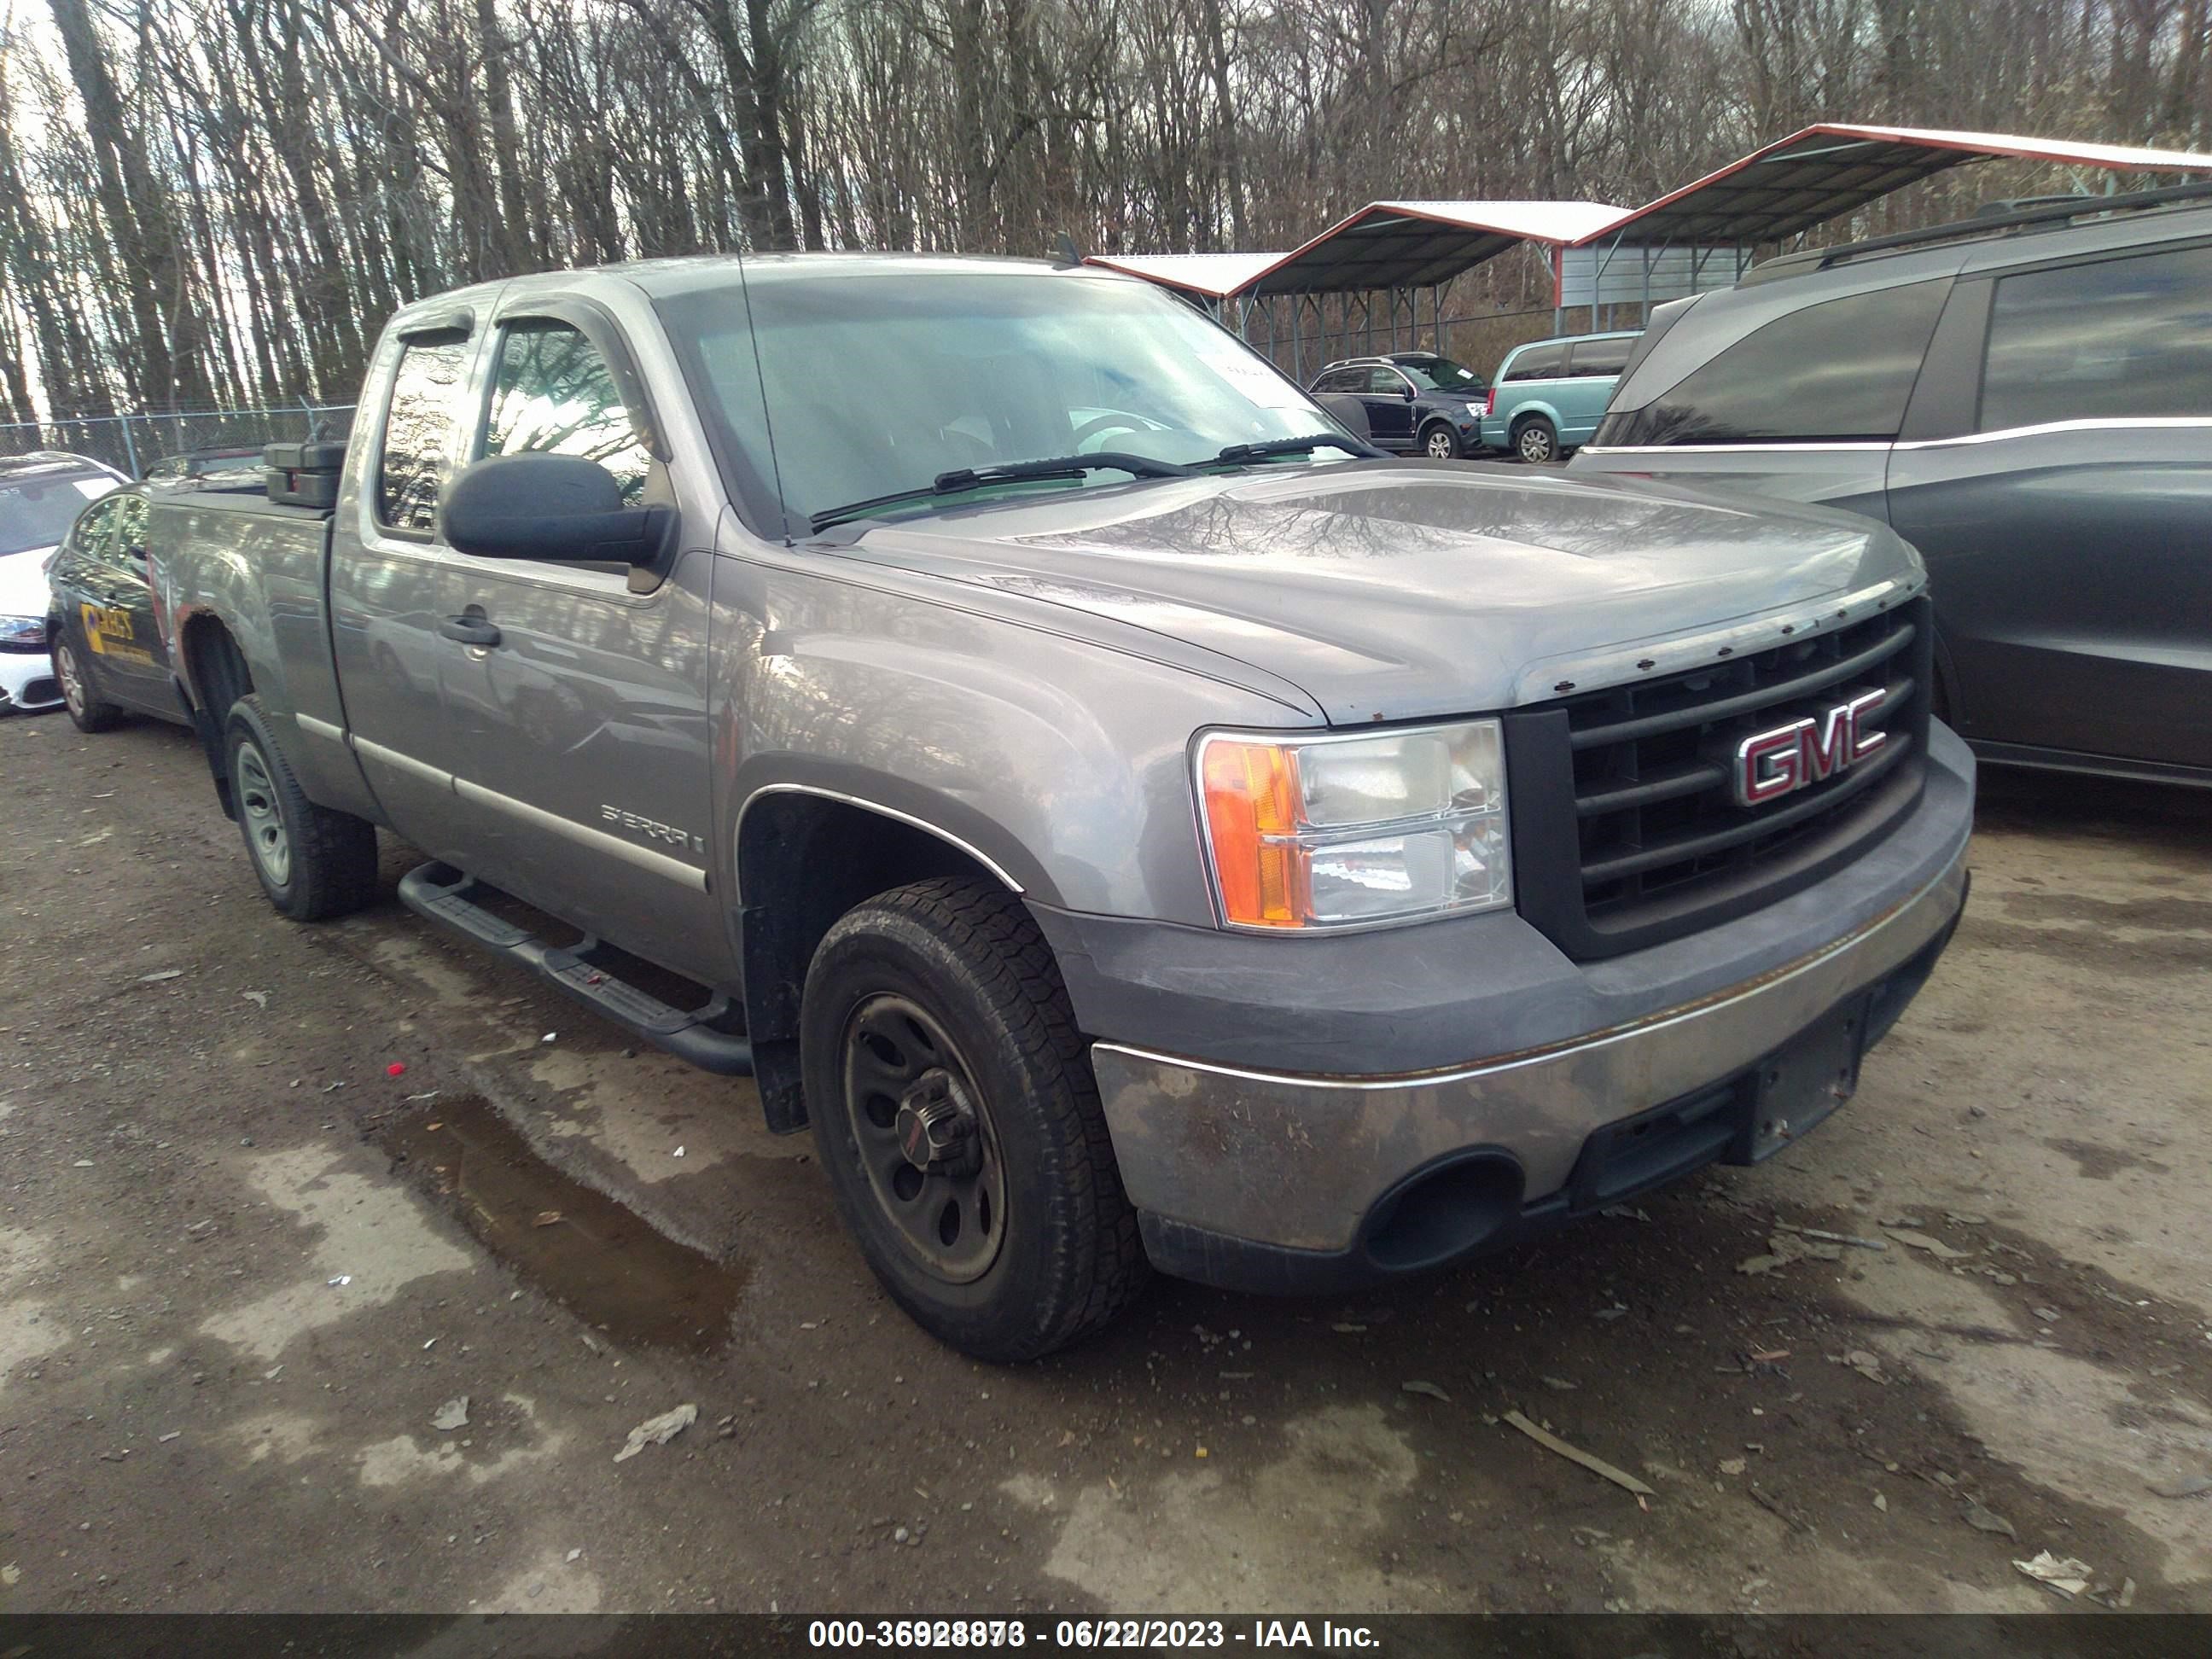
[1884,1227,1972,1260]
[614,1403,698,1464]
[2014,1551,2093,1597]
[1502,1410,1654,1498]
[1961,1497,2017,1540]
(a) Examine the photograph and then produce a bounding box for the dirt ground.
[1,710,2207,1616]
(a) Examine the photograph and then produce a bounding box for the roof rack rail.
[1743,179,2212,282]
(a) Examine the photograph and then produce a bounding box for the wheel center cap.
[894,1070,978,1175]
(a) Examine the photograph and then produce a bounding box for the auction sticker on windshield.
[1195,344,1312,413]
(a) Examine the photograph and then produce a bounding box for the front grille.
[1505,597,1932,960]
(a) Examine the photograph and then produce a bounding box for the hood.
[0,548,57,624]
[844,463,1925,723]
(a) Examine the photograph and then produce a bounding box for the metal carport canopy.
[1082,252,1288,299]
[1242,201,1632,294]
[1585,123,2212,247]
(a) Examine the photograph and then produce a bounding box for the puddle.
[381,1094,746,1352]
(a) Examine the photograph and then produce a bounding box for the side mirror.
[1397,385,1416,401]
[440,453,665,564]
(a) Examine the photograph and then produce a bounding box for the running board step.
[396,861,754,1076]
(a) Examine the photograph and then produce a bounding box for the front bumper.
[1044,724,1976,1292]
[0,649,61,713]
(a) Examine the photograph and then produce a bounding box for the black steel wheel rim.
[841,992,1007,1284]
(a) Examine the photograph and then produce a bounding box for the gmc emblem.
[1733,690,1887,806]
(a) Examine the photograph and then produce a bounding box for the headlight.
[0,615,47,649]
[1196,720,1511,930]
[1464,402,1485,419]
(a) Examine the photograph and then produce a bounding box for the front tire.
[801,877,1146,1361]
[224,694,380,921]
[54,631,125,733]
[1420,422,1462,461]
[1513,416,1560,465]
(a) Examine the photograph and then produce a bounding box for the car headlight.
[1465,402,1485,419]
[0,615,47,649]
[1196,720,1511,930]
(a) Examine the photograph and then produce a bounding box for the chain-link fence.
[0,404,357,480]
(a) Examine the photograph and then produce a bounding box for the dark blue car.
[1307,352,1492,459]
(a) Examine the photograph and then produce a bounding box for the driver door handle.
[439,615,501,648]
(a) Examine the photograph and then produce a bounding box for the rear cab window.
[1980,242,2212,431]
[375,330,474,535]
[1600,279,1948,445]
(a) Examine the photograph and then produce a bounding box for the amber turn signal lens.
[1199,738,1305,927]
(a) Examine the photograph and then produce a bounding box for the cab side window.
[376,330,473,533]
[1505,344,1566,382]
[1362,366,1407,395]
[483,320,652,504]
[1981,242,2212,431]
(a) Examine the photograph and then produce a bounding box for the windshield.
[657,271,1342,531]
[0,472,110,556]
[1397,356,1485,392]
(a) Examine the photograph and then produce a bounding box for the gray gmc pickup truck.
[150,254,1974,1359]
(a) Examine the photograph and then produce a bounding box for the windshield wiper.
[807,451,1196,534]
[1212,434,1388,464]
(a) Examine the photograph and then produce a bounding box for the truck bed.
[149,489,375,820]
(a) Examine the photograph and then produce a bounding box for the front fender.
[712,554,1318,927]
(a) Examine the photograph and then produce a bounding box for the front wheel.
[224,695,381,921]
[1514,416,1560,465]
[54,632,125,733]
[801,877,1146,1361]
[1420,423,1462,461]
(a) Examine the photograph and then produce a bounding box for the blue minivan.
[1480,330,1641,463]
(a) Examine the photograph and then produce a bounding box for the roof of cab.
[387,253,1138,323]
[611,251,1108,300]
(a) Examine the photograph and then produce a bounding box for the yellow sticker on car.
[80,602,134,655]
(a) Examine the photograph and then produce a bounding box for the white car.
[0,451,127,713]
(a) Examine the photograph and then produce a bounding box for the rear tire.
[801,877,1146,1361]
[224,694,380,921]
[1513,416,1560,465]
[54,632,124,733]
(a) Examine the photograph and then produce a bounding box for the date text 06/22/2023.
[806,1621,1382,1650]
